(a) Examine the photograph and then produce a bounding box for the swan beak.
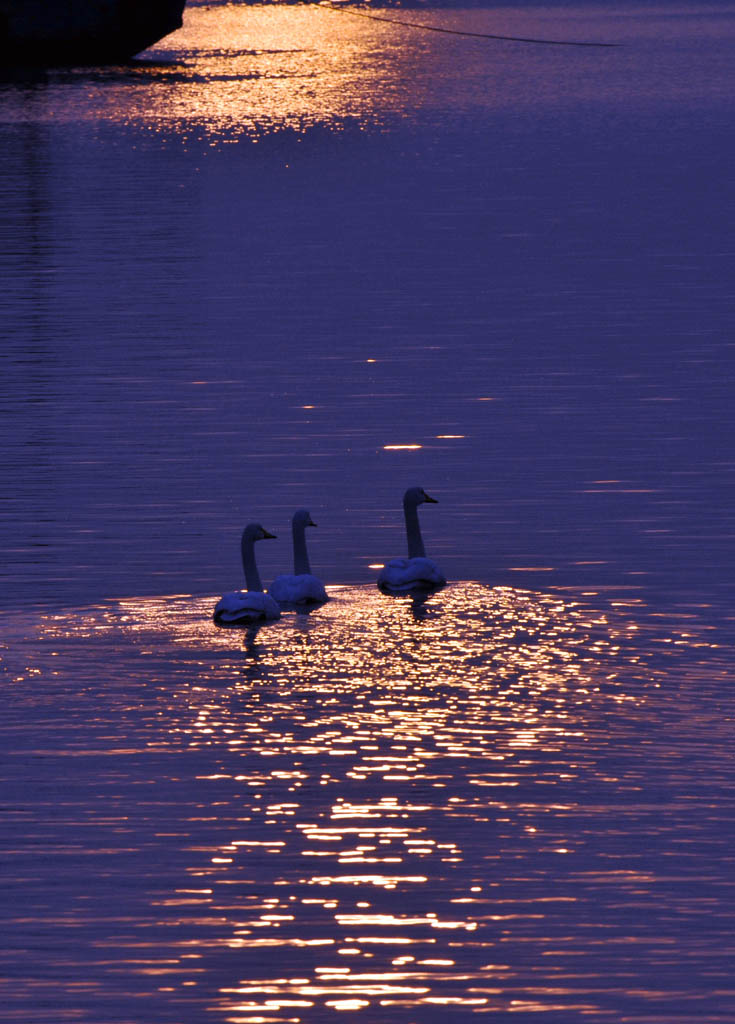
[423,492,438,503]
[263,529,277,540]
[308,518,317,527]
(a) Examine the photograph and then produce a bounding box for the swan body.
[214,589,281,625]
[269,509,328,606]
[377,555,446,592]
[269,573,328,605]
[377,487,447,593]
[214,523,281,625]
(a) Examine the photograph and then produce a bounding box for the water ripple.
[2,584,732,1022]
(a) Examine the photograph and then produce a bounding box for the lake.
[2,2,735,1021]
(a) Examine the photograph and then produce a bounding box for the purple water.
[2,3,735,1021]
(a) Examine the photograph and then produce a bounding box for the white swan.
[269,509,328,606]
[377,487,447,593]
[214,523,281,625]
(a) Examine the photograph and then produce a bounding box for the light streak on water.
[2,583,732,1022]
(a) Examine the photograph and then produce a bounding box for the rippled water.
[3,1,735,607]
[2,2,735,1021]
[3,584,733,1022]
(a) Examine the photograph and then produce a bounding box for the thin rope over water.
[319,2,619,48]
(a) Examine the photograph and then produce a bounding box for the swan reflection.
[240,622,266,662]
[378,585,444,622]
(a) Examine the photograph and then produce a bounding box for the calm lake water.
[2,2,735,1021]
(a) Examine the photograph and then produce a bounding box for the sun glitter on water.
[6,582,724,1021]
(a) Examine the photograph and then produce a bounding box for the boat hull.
[0,0,186,66]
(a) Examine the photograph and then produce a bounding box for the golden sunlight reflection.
[21,583,726,1020]
[2,2,624,143]
[8,3,463,140]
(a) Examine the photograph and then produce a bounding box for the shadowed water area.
[2,2,735,1021]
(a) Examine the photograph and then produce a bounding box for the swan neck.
[404,499,426,559]
[292,520,312,575]
[241,533,264,591]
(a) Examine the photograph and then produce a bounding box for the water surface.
[2,1,734,607]
[3,584,733,1022]
[2,3,735,1020]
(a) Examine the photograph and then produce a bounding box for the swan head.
[403,487,438,508]
[242,523,277,543]
[293,509,317,529]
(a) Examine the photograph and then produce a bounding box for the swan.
[213,523,281,625]
[269,509,328,606]
[377,487,447,593]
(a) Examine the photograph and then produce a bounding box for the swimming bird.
[377,487,447,592]
[213,523,281,625]
[269,509,328,606]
